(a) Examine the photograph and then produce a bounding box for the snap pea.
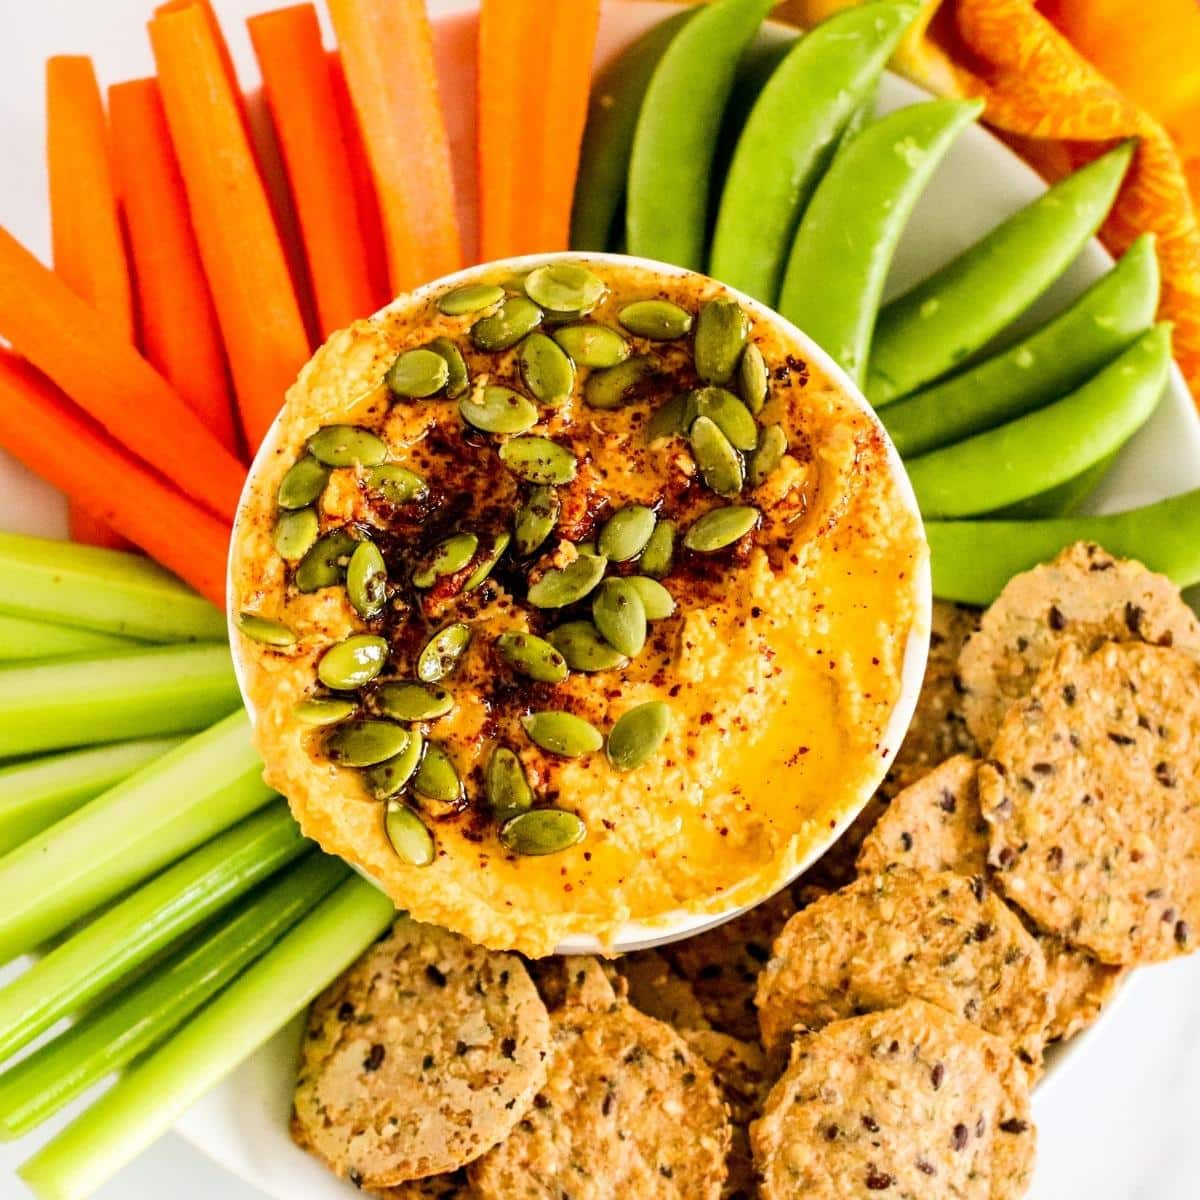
[711,1,918,303]
[778,99,982,385]
[867,141,1137,405]
[985,452,1119,521]
[880,235,1160,457]
[906,324,1171,518]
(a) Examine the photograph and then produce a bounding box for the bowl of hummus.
[228,252,929,957]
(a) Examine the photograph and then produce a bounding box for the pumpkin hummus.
[229,255,927,956]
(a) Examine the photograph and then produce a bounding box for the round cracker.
[751,999,1035,1200]
[980,639,1200,965]
[468,1002,730,1200]
[1040,935,1127,1044]
[372,1173,472,1199]
[958,542,1200,748]
[527,955,621,1013]
[755,866,1049,1068]
[616,949,712,1031]
[292,919,551,1187]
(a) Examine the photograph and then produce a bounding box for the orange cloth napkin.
[776,0,1200,403]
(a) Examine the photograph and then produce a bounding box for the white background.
[2,2,1200,1197]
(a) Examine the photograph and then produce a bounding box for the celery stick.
[0,710,272,962]
[0,737,185,857]
[0,532,226,642]
[20,876,395,1200]
[0,614,142,661]
[0,854,348,1135]
[0,644,240,758]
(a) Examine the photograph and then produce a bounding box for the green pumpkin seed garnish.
[690,415,745,498]
[325,719,409,767]
[684,505,760,553]
[365,730,425,796]
[277,455,331,510]
[459,385,538,435]
[592,578,647,658]
[526,553,608,608]
[294,528,358,593]
[552,322,629,368]
[273,508,319,561]
[307,424,389,468]
[639,520,676,578]
[346,540,388,619]
[524,263,607,315]
[427,336,469,398]
[519,333,575,407]
[522,711,604,757]
[583,355,653,410]
[412,533,479,588]
[738,342,769,414]
[514,486,560,556]
[695,298,750,385]
[597,505,656,562]
[417,622,472,682]
[486,748,533,820]
[626,576,676,620]
[617,299,693,340]
[498,437,577,485]
[376,681,455,722]
[546,621,629,672]
[386,347,449,398]
[748,423,788,487]
[385,801,435,866]
[645,393,690,443]
[438,282,505,317]
[464,532,511,591]
[237,611,296,647]
[412,741,463,804]
[318,634,389,690]
[294,696,357,725]
[365,464,428,505]
[691,387,758,451]
[500,808,586,856]
[496,631,569,683]
[607,701,671,772]
[471,296,544,351]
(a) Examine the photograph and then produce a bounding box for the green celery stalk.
[0,644,240,757]
[0,737,185,857]
[0,710,273,963]
[0,852,348,1136]
[0,532,226,642]
[20,875,395,1200]
[0,614,143,660]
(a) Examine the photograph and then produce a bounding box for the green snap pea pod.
[987,451,1120,520]
[711,1,919,304]
[867,140,1137,405]
[778,98,982,385]
[906,324,1171,518]
[627,0,776,270]
[881,234,1160,457]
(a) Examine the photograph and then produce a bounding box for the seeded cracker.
[291,919,551,1188]
[526,955,621,1012]
[372,1173,472,1199]
[1039,934,1126,1044]
[616,949,712,1030]
[981,640,1200,965]
[751,999,1036,1200]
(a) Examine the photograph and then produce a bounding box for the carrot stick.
[0,228,245,522]
[326,0,462,295]
[149,4,311,451]
[0,352,230,607]
[248,5,377,336]
[108,80,241,459]
[477,0,602,258]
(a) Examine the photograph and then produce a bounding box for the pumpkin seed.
[471,296,543,351]
[684,505,760,552]
[294,528,358,592]
[459,385,538,435]
[514,486,559,555]
[522,711,604,757]
[498,437,577,485]
[273,508,319,561]
[598,505,656,562]
[386,347,449,398]
[325,719,409,767]
[318,634,389,689]
[347,540,388,619]
[552,322,629,368]
[519,333,575,406]
[546,621,629,672]
[748,423,788,486]
[500,808,586,856]
[236,611,296,646]
[695,298,749,385]
[294,697,357,725]
[277,455,331,509]
[364,731,423,796]
[307,424,389,468]
[645,393,690,443]
[639,520,676,578]
[365,464,428,504]
[385,802,435,866]
[376,681,455,722]
[428,336,469,398]
[524,263,607,315]
[626,576,676,620]
[690,415,744,498]
[618,299,693,340]
[583,355,653,410]
[413,741,463,804]
[526,553,607,608]
[464,532,511,591]
[738,342,769,414]
[439,282,505,315]
[417,622,472,682]
[412,533,479,588]
[692,387,758,451]
[607,701,671,772]
[496,631,569,683]
[592,578,647,657]
[486,747,533,820]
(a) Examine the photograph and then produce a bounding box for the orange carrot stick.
[0,227,246,522]
[0,351,230,606]
[109,79,241,459]
[248,5,378,336]
[149,4,311,450]
[326,0,462,294]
